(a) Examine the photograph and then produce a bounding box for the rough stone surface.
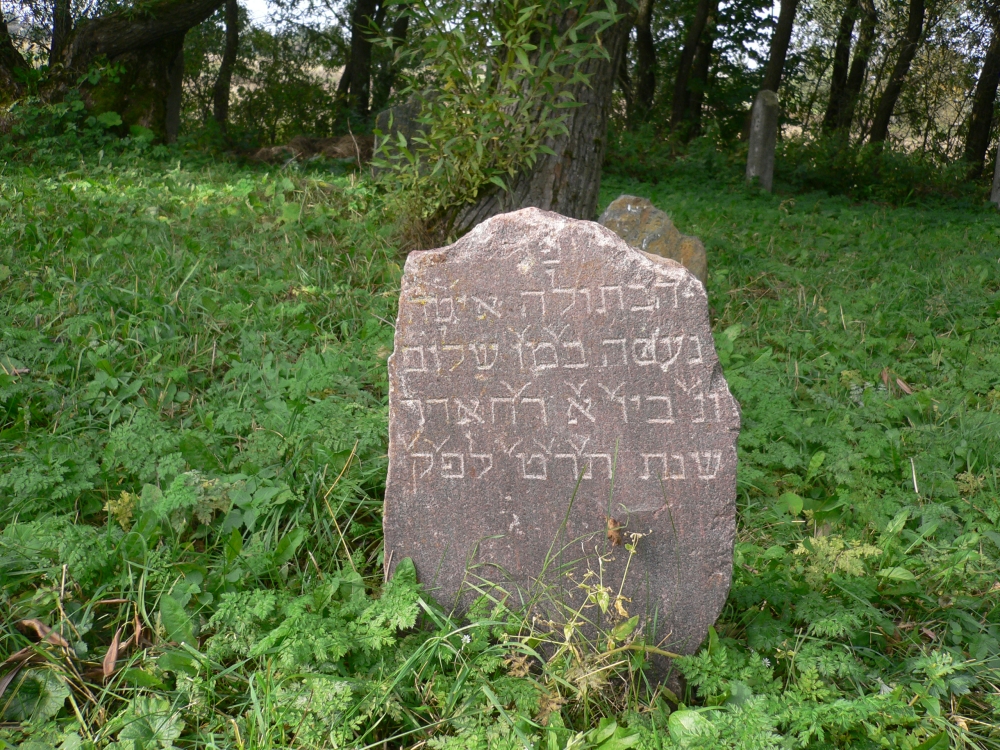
[384,208,740,658]
[599,195,708,285]
[746,89,779,192]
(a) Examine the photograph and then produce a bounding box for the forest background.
[2,0,1000,746]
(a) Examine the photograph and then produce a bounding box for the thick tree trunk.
[688,4,717,135]
[165,46,184,142]
[671,0,714,131]
[836,0,877,133]
[963,23,1000,178]
[869,0,925,144]
[760,0,800,94]
[341,0,380,118]
[212,0,239,132]
[822,0,858,133]
[50,0,73,66]
[1,8,28,101]
[47,0,225,137]
[450,7,632,236]
[634,0,656,117]
[371,5,409,113]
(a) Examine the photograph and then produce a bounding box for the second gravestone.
[384,208,740,656]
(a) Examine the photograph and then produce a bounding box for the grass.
[1,128,999,749]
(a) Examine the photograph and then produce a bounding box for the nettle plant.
[375,0,620,223]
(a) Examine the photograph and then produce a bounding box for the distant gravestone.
[599,195,708,286]
[384,208,740,658]
[746,90,779,192]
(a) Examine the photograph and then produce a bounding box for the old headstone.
[992,140,1000,208]
[746,89,779,192]
[384,208,740,658]
[599,195,708,286]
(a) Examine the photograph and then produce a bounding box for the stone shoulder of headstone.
[599,195,708,286]
[383,207,740,667]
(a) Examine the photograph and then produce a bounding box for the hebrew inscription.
[384,208,741,660]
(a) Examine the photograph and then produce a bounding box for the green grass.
[1,133,999,749]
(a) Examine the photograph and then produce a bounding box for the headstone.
[746,89,779,192]
[599,195,708,286]
[992,140,1000,208]
[384,208,740,658]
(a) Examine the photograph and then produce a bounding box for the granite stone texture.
[599,195,708,285]
[384,208,740,658]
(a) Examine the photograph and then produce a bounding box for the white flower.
[461,634,471,645]
[762,657,772,668]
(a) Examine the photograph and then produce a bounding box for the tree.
[49,0,72,66]
[0,0,226,136]
[447,2,633,235]
[759,0,800,94]
[962,16,1000,177]
[869,0,926,144]
[687,0,718,135]
[835,0,877,133]
[338,0,381,118]
[1,7,28,100]
[671,0,718,132]
[633,0,656,118]
[212,0,240,133]
[822,0,859,133]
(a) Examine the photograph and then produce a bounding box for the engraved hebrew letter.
[440,452,465,478]
[454,398,485,425]
[596,285,624,314]
[562,340,588,369]
[586,453,613,479]
[402,346,426,372]
[641,454,669,480]
[601,339,627,367]
[632,328,659,366]
[690,451,722,479]
[517,453,548,480]
[401,399,425,426]
[554,454,579,479]
[687,335,704,365]
[645,395,674,424]
[425,398,450,424]
[627,283,657,312]
[521,291,545,318]
[470,453,493,479]
[654,276,681,308]
[598,382,628,422]
[470,342,499,370]
[692,393,706,423]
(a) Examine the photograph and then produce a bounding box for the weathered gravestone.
[746,90,779,192]
[384,208,740,657]
[599,195,708,286]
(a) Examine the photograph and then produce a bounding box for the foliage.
[1,124,1000,747]
[373,0,622,225]
[182,14,349,147]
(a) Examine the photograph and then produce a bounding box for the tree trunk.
[165,46,184,142]
[212,0,239,132]
[836,0,877,133]
[341,0,380,118]
[50,0,226,137]
[50,0,73,66]
[371,5,409,113]
[760,0,800,94]
[688,4,717,135]
[450,6,632,236]
[1,8,28,101]
[634,0,656,117]
[963,23,1000,178]
[821,0,858,133]
[869,0,925,144]
[671,0,714,131]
